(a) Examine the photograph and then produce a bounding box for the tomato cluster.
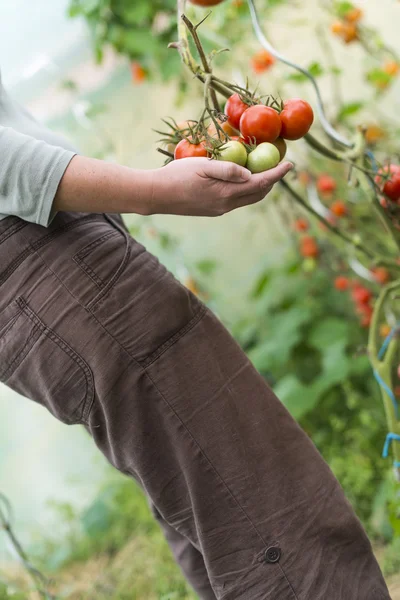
[330,5,362,44]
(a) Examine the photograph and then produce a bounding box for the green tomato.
[217,141,248,167]
[246,142,280,174]
[302,258,317,272]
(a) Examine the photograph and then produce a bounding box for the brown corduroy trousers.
[0,211,391,599]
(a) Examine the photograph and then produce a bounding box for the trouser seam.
[144,364,268,551]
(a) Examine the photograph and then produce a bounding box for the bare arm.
[54,154,293,218]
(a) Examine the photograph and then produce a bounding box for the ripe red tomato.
[330,200,347,217]
[189,0,225,5]
[375,165,400,202]
[251,49,275,74]
[351,285,372,305]
[334,276,350,291]
[225,94,249,130]
[239,105,282,144]
[279,99,314,140]
[293,218,309,232]
[372,267,390,284]
[317,174,336,195]
[300,236,318,258]
[174,139,209,159]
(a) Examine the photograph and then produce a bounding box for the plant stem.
[280,179,400,270]
[181,14,221,111]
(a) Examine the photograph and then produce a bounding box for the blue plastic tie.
[373,369,399,419]
[382,433,400,458]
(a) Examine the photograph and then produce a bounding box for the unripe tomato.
[272,137,287,160]
[217,141,248,167]
[174,139,209,159]
[246,143,280,173]
[330,200,347,217]
[240,105,282,144]
[279,99,314,140]
[317,174,336,195]
[225,94,250,130]
[342,23,359,43]
[383,61,400,77]
[375,165,400,202]
[334,276,350,291]
[189,0,225,5]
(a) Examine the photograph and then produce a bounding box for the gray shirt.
[0,70,77,226]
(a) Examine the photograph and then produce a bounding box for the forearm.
[53,154,154,216]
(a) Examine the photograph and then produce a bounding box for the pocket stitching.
[1,321,41,381]
[73,230,120,290]
[15,298,95,424]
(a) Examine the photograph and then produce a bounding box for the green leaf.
[309,317,350,350]
[274,375,321,420]
[195,259,217,275]
[335,1,354,18]
[337,102,364,121]
[251,271,271,298]
[286,61,323,82]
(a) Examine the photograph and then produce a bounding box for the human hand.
[148,157,293,217]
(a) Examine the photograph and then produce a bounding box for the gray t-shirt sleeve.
[0,125,76,226]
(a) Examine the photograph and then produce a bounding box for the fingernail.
[241,168,252,181]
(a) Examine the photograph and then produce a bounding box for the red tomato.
[375,165,400,202]
[300,236,318,258]
[189,0,225,5]
[317,174,336,195]
[251,50,275,74]
[239,105,282,144]
[334,276,350,291]
[351,286,372,305]
[372,267,390,284]
[330,200,347,217]
[225,94,250,130]
[293,218,309,232]
[174,139,209,159]
[131,62,146,84]
[279,99,314,140]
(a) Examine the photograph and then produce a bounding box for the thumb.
[202,159,251,183]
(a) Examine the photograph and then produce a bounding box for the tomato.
[334,276,350,291]
[372,267,390,284]
[225,94,250,130]
[365,124,385,144]
[344,7,363,23]
[293,218,309,232]
[246,143,280,173]
[208,119,239,138]
[317,174,336,195]
[240,105,281,144]
[272,137,287,160]
[279,98,314,141]
[230,135,246,143]
[174,139,209,159]
[383,61,399,77]
[131,62,146,84]
[342,23,359,43]
[330,200,347,217]
[379,324,392,338]
[217,141,248,167]
[300,236,318,258]
[251,50,275,74]
[375,165,400,202]
[189,0,225,5]
[351,285,372,305]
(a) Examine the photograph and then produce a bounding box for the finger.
[228,186,274,211]
[216,161,293,201]
[249,161,294,191]
[200,158,252,183]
